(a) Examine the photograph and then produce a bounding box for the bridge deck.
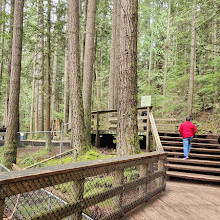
[125,181,220,220]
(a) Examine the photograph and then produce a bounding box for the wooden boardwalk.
[124,181,220,220]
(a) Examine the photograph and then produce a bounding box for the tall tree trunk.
[68,0,87,159]
[35,64,39,131]
[0,0,6,103]
[45,0,52,151]
[82,0,97,145]
[30,48,37,138]
[148,17,154,86]
[51,37,58,121]
[108,0,117,110]
[162,0,171,96]
[116,0,140,156]
[38,0,44,132]
[51,0,60,122]
[3,0,15,127]
[80,0,88,77]
[3,0,24,169]
[113,0,121,109]
[188,0,196,117]
[64,48,69,133]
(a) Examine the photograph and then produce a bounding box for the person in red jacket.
[179,116,197,159]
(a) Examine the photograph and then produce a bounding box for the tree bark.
[51,37,58,122]
[80,0,88,78]
[38,0,44,132]
[82,0,97,145]
[162,0,171,96]
[188,0,196,117]
[3,0,24,169]
[116,1,140,156]
[0,0,6,103]
[45,0,52,151]
[30,48,37,139]
[108,0,117,110]
[3,0,15,127]
[64,48,69,133]
[68,0,87,159]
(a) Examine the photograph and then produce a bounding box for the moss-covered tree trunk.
[3,0,24,169]
[116,1,140,156]
[68,0,88,158]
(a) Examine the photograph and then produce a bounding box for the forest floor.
[0,145,116,169]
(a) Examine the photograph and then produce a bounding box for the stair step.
[164,146,220,154]
[167,163,220,174]
[159,132,208,138]
[167,151,220,160]
[167,157,220,166]
[167,171,220,183]
[160,136,215,143]
[161,141,220,148]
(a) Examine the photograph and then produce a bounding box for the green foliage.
[0,0,219,135]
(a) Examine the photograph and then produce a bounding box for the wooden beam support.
[95,112,100,148]
[139,164,148,197]
[146,107,150,152]
[114,169,124,210]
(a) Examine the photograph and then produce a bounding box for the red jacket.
[179,121,197,139]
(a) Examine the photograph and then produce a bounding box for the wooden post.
[95,112,100,148]
[146,107,150,152]
[114,169,124,211]
[0,199,5,220]
[0,186,6,220]
[70,179,84,220]
[139,164,148,198]
[158,158,165,187]
[153,136,156,151]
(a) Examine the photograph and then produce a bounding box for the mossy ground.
[0,146,116,168]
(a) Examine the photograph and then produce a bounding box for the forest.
[0,0,219,168]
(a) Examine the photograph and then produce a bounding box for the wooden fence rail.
[0,152,167,220]
[91,106,166,152]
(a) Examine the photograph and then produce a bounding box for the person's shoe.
[182,157,187,160]
[186,156,189,159]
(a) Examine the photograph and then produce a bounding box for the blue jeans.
[183,137,193,158]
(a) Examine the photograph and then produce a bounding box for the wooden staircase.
[159,132,220,183]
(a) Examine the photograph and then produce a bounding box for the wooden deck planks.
[124,181,220,220]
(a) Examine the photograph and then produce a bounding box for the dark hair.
[186,116,191,121]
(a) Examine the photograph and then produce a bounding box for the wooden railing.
[92,106,164,152]
[154,118,181,132]
[0,152,166,220]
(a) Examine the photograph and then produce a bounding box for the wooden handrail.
[149,112,164,152]
[0,151,165,186]
[0,152,166,219]
[91,106,152,115]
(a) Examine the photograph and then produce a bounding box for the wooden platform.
[124,181,220,220]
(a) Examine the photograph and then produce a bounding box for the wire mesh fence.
[0,152,166,220]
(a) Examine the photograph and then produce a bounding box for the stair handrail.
[149,111,164,152]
